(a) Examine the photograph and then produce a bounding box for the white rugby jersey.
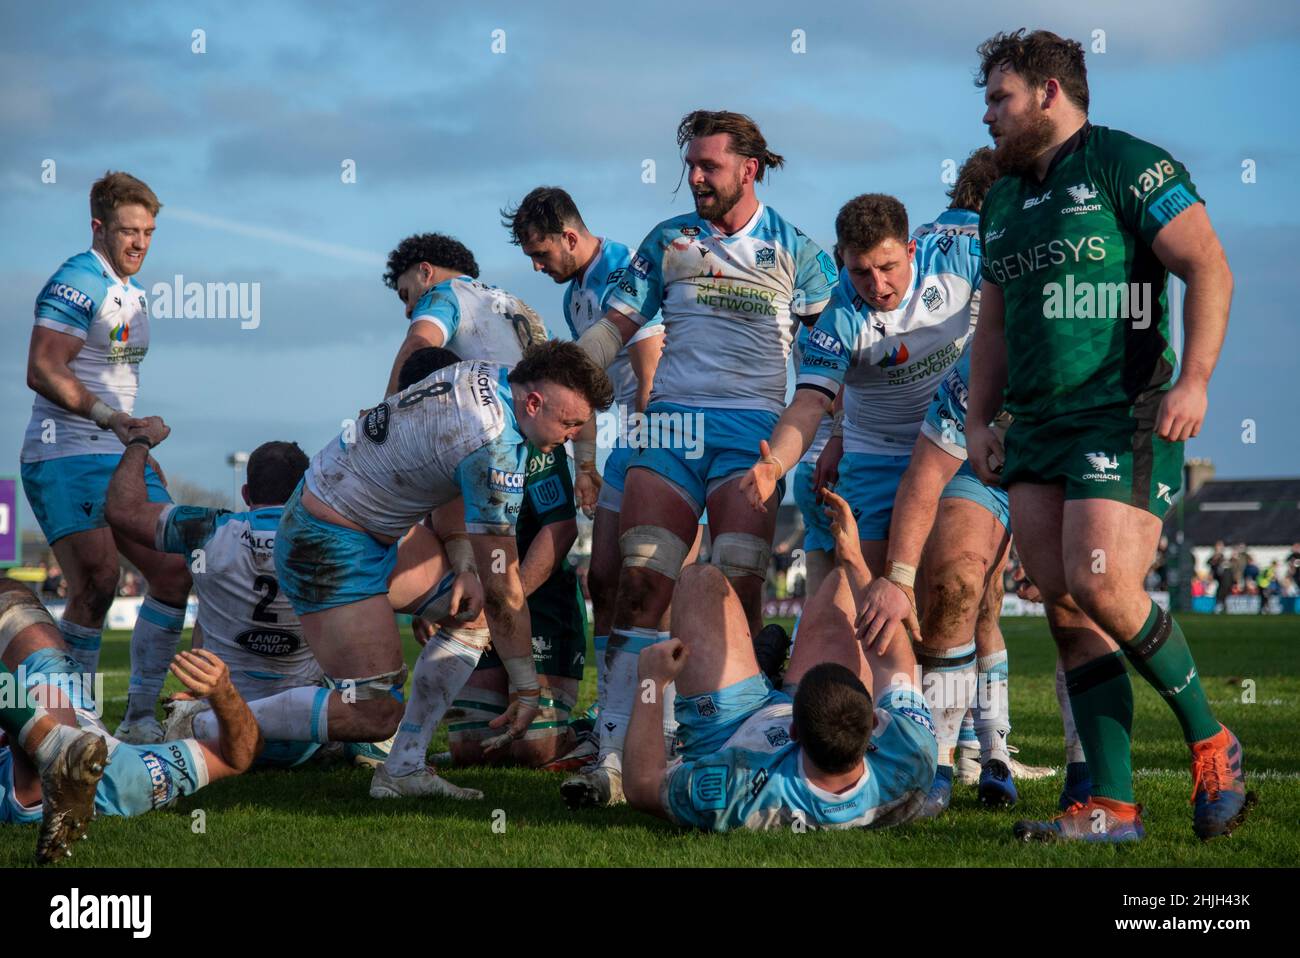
[305,361,527,539]
[410,275,549,363]
[796,209,981,455]
[154,504,322,693]
[22,249,150,462]
[608,203,837,415]
[563,238,664,414]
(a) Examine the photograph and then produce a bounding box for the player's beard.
[693,174,744,222]
[991,107,1056,177]
[556,247,579,282]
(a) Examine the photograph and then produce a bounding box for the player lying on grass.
[0,578,261,860]
[623,490,937,831]
[262,342,611,800]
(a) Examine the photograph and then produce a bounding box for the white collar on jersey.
[704,201,764,240]
[89,247,130,288]
[800,748,870,801]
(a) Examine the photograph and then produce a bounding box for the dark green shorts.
[1003,394,1183,519]
[477,628,586,680]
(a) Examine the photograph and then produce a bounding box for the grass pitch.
[3,615,1297,867]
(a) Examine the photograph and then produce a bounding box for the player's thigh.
[705,475,779,597]
[49,527,120,597]
[784,567,868,688]
[588,506,622,603]
[300,595,404,678]
[387,522,451,612]
[974,539,1010,656]
[920,498,1005,647]
[670,564,761,697]
[1006,482,1069,602]
[1061,498,1162,618]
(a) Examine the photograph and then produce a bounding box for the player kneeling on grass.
[623,491,937,832]
[266,342,611,801]
[0,578,260,861]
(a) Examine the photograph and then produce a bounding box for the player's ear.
[906,239,917,260]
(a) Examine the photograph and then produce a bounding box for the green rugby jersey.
[979,124,1202,420]
[517,443,584,639]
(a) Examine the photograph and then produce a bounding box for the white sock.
[242,686,332,742]
[59,620,103,680]
[1056,659,1086,764]
[956,712,978,751]
[593,634,609,719]
[30,721,82,776]
[123,596,186,724]
[598,626,659,769]
[920,640,977,767]
[974,650,1011,765]
[657,631,678,755]
[384,629,482,777]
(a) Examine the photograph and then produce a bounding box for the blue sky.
[2,0,1298,524]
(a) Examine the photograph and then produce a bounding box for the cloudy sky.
[2,0,1297,523]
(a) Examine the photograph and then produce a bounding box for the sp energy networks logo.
[876,342,910,368]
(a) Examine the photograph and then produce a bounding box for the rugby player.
[623,490,937,832]
[502,187,674,772]
[788,323,836,599]
[566,110,837,808]
[385,345,589,768]
[20,171,192,744]
[264,342,611,800]
[106,431,363,768]
[382,232,548,395]
[964,30,1249,841]
[0,579,261,859]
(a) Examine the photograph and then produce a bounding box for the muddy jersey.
[154,504,322,690]
[796,213,981,455]
[410,275,549,363]
[306,361,527,539]
[563,238,664,415]
[979,124,1201,420]
[608,203,836,414]
[22,249,150,462]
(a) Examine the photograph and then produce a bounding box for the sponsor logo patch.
[489,468,525,492]
[808,326,842,356]
[140,750,176,809]
[629,253,653,279]
[921,285,943,312]
[527,474,565,511]
[363,403,390,444]
[897,706,936,736]
[763,725,790,748]
[235,628,301,657]
[1083,451,1121,482]
[1022,190,1052,210]
[691,765,728,810]
[755,246,776,269]
[695,695,718,717]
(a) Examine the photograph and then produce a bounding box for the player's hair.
[90,171,162,222]
[507,340,615,412]
[676,110,785,182]
[398,346,462,391]
[383,234,480,289]
[246,441,309,506]
[835,193,909,254]
[501,187,587,246]
[975,29,1090,113]
[793,663,874,775]
[947,147,1000,213]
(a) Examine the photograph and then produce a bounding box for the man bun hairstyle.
[793,662,874,774]
[677,110,785,182]
[976,29,1090,114]
[90,171,162,222]
[835,193,909,255]
[246,441,309,507]
[508,340,614,412]
[501,187,586,246]
[383,233,480,289]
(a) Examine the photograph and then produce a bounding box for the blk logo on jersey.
[1023,190,1052,210]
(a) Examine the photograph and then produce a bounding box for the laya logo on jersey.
[629,253,653,279]
[42,280,96,319]
[235,628,301,657]
[363,403,390,444]
[141,751,176,809]
[807,327,842,356]
[754,246,776,269]
[489,468,524,492]
[921,285,944,312]
[1129,158,1177,198]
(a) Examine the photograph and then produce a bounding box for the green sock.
[1120,602,1220,744]
[1065,652,1135,803]
[0,660,40,745]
